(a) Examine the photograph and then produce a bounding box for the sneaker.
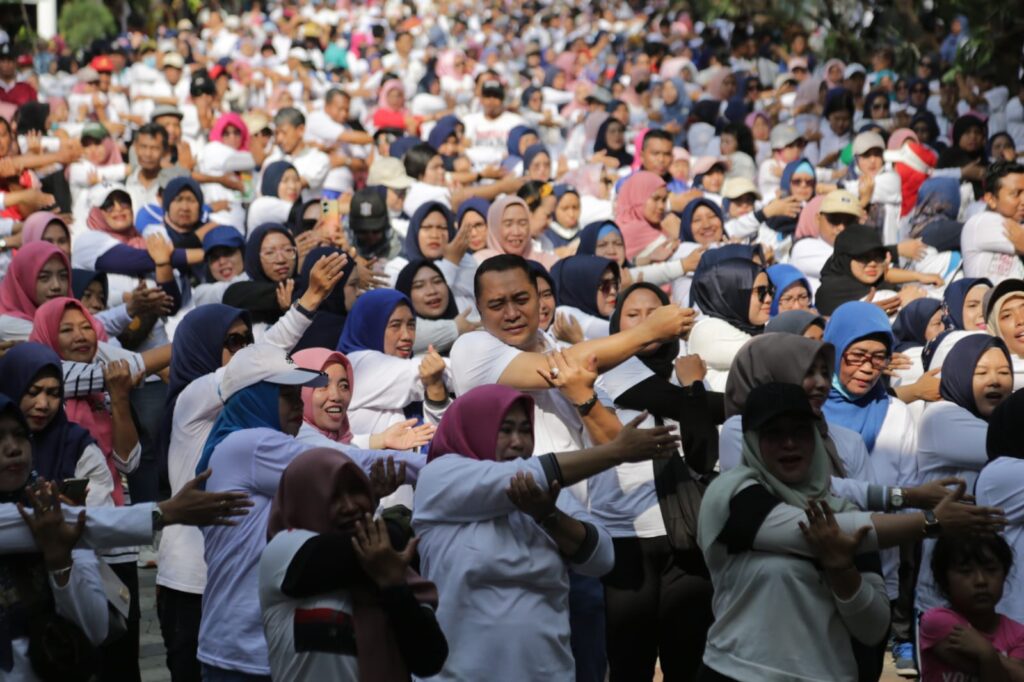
[892,641,918,677]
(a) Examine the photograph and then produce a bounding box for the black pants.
[603,536,714,682]
[157,586,203,682]
[891,540,921,643]
[99,561,141,682]
[696,665,738,682]
[128,381,169,503]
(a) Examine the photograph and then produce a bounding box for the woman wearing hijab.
[937,114,988,172]
[767,263,814,315]
[373,79,417,134]
[473,195,558,268]
[502,126,539,174]
[545,184,582,250]
[21,210,71,257]
[412,384,679,681]
[0,241,71,341]
[766,310,827,337]
[591,282,718,681]
[549,255,620,340]
[197,112,255,230]
[336,289,451,438]
[941,277,991,330]
[577,220,691,288]
[892,298,945,354]
[222,222,298,332]
[259,448,447,681]
[698,381,1002,682]
[385,201,476,306]
[984,280,1024,389]
[247,161,302,232]
[659,77,691,146]
[915,334,1014,615]
[394,260,469,355]
[615,171,675,262]
[593,117,633,169]
[0,396,111,679]
[665,198,733,307]
[458,197,491,253]
[687,258,771,391]
[522,144,553,183]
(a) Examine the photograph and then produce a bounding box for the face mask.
[144,56,157,69]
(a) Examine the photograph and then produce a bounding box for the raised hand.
[158,469,254,527]
[276,279,295,311]
[537,350,596,403]
[377,418,436,451]
[19,480,85,574]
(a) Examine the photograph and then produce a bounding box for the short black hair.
[517,180,549,210]
[404,142,439,180]
[274,107,305,128]
[931,534,1014,599]
[136,122,169,149]
[642,129,674,149]
[473,254,537,302]
[985,160,1024,196]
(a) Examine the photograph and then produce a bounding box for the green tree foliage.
[58,0,117,52]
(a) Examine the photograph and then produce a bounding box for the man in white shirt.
[265,107,330,202]
[125,123,168,215]
[380,31,425,98]
[304,89,372,197]
[462,78,525,169]
[962,162,1024,285]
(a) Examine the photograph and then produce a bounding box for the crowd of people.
[0,2,1023,681]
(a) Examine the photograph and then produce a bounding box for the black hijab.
[814,225,890,316]
[610,282,678,378]
[394,259,458,320]
[937,114,988,169]
[690,258,766,336]
[986,389,1024,461]
[593,118,633,167]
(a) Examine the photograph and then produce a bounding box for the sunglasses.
[598,278,620,295]
[754,284,776,303]
[101,195,131,211]
[223,331,255,354]
[790,178,814,188]
[824,213,858,227]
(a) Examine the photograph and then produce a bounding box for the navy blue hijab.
[244,223,297,283]
[0,343,95,481]
[940,335,1012,419]
[290,246,356,352]
[71,269,108,306]
[987,390,1024,461]
[550,255,619,319]
[163,176,205,222]
[401,201,455,261]
[942,277,991,330]
[260,161,296,198]
[679,198,725,243]
[336,289,412,354]
[690,258,765,335]
[891,297,943,352]
[577,221,625,261]
[395,259,458,320]
[427,115,461,150]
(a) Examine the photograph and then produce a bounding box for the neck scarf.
[196,381,281,476]
[822,301,894,452]
[766,264,813,316]
[267,448,438,682]
[814,225,887,316]
[0,243,70,321]
[244,223,296,283]
[609,282,678,378]
[690,258,765,336]
[292,348,354,443]
[427,385,534,462]
[942,278,991,330]
[395,260,458,321]
[401,202,455,261]
[940,335,1011,420]
[549,255,618,319]
[615,171,666,260]
[0,343,94,481]
[892,298,943,352]
[336,289,411,354]
[21,212,68,247]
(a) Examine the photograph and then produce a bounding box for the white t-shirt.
[264,146,331,202]
[462,110,526,168]
[961,210,1024,285]
[259,528,360,682]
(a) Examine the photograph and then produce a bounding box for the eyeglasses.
[598,278,620,295]
[790,177,814,188]
[260,246,297,260]
[824,213,858,227]
[753,284,776,303]
[779,292,810,306]
[843,350,890,369]
[871,102,890,111]
[223,331,255,354]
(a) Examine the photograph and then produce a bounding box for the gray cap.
[769,124,803,150]
[151,104,184,122]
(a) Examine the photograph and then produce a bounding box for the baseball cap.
[819,190,861,217]
[349,187,389,233]
[769,124,803,150]
[88,183,131,210]
[721,177,760,200]
[81,121,110,142]
[367,157,414,190]
[742,382,816,433]
[480,79,505,99]
[77,66,100,84]
[852,131,885,156]
[221,344,327,402]
[203,225,245,253]
[190,72,215,97]
[844,63,867,79]
[985,279,1024,324]
[151,104,184,121]
[163,52,185,70]
[90,55,114,73]
[690,156,729,179]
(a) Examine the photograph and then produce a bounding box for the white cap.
[221,344,327,402]
[287,47,310,63]
[721,176,760,200]
[87,182,132,209]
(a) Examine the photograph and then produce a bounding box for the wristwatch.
[889,486,905,510]
[922,510,942,538]
[573,392,598,416]
[152,504,166,531]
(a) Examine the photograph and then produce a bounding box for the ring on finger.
[550,366,560,378]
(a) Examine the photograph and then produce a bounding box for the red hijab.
[615,170,667,260]
[0,242,71,321]
[426,384,535,462]
[292,348,354,443]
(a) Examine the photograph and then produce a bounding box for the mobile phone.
[321,198,339,219]
[60,478,89,505]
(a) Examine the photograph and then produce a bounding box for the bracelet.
[48,565,72,581]
[573,392,599,416]
[294,302,315,320]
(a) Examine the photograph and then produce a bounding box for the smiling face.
[416,210,451,260]
[259,231,297,282]
[409,266,450,318]
[997,295,1024,357]
[536,277,555,330]
[207,246,244,282]
[312,362,352,433]
[972,347,1014,418]
[35,255,69,306]
[839,338,889,396]
[57,307,98,362]
[757,414,816,484]
[477,267,539,349]
[101,192,134,232]
[963,284,991,330]
[494,402,534,461]
[41,222,71,258]
[499,204,531,255]
[19,371,61,433]
[382,303,416,358]
[690,205,723,245]
[594,229,626,265]
[748,272,772,326]
[0,412,31,494]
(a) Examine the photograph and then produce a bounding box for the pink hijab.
[631,128,650,172]
[29,297,124,506]
[22,212,69,246]
[794,195,826,239]
[888,128,919,151]
[474,195,557,268]
[292,348,354,444]
[209,112,250,150]
[0,242,71,321]
[823,59,846,89]
[377,79,407,112]
[615,171,667,260]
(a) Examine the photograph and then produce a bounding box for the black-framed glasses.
[852,249,888,265]
[824,213,859,227]
[754,284,776,303]
[598,277,620,295]
[842,350,890,369]
[778,291,811,306]
[224,331,255,354]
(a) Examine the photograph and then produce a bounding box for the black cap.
[742,382,816,432]
[190,72,215,97]
[984,278,1024,323]
[349,187,389,233]
[481,79,505,100]
[0,43,13,59]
